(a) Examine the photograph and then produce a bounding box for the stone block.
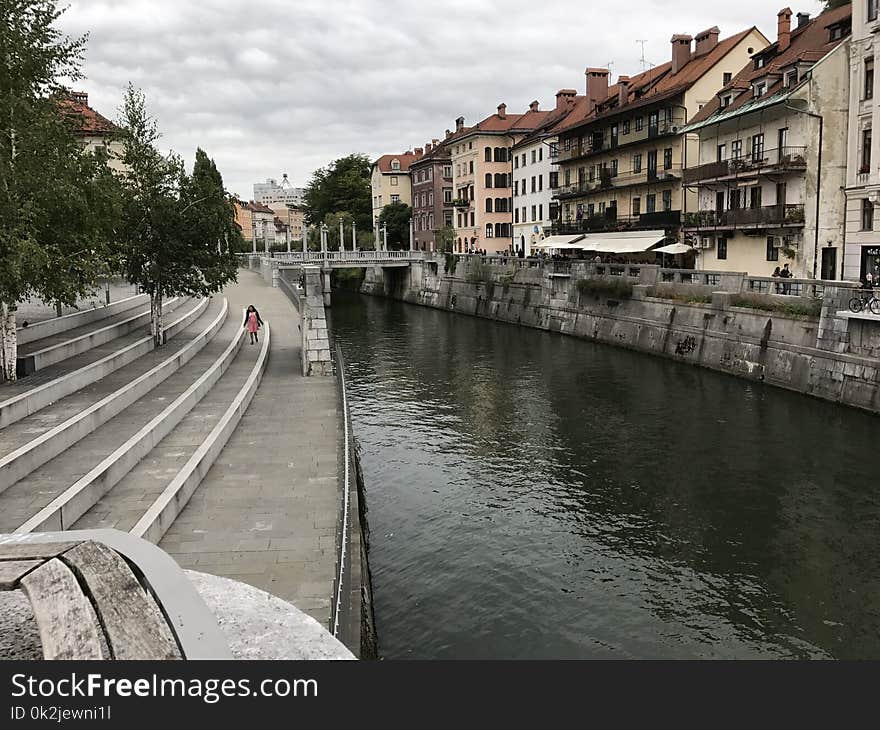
[711,291,733,310]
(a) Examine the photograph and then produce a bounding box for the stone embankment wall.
[361,257,880,414]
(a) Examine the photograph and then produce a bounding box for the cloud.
[59,0,827,198]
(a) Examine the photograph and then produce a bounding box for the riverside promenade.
[158,269,340,625]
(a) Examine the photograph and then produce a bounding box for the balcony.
[682,146,807,185]
[553,209,681,235]
[451,198,471,209]
[683,204,805,230]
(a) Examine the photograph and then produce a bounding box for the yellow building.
[370,152,420,224]
[554,26,769,245]
[269,203,306,242]
[60,91,127,174]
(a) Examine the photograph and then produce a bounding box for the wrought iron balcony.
[682,146,808,184]
[553,209,681,235]
[683,204,806,230]
[451,198,471,209]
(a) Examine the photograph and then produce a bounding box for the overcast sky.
[59,0,827,199]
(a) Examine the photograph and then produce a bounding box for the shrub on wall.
[731,293,821,319]
[576,278,633,300]
[646,284,712,304]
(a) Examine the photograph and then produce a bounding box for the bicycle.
[848,288,880,314]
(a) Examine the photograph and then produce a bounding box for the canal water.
[329,290,880,659]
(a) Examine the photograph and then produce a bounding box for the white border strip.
[131,322,270,544]
[16,293,148,346]
[332,352,351,638]
[17,304,241,534]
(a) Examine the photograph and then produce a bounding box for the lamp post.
[251,217,257,254]
[263,218,269,254]
[339,219,345,253]
[409,218,414,252]
[382,223,388,251]
[352,222,357,252]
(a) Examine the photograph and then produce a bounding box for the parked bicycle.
[848,288,880,315]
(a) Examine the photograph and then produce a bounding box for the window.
[564,169,571,186]
[599,201,606,214]
[429,191,434,205]
[749,186,762,209]
[751,133,765,162]
[785,69,798,88]
[469,161,474,174]
[521,206,526,221]
[753,82,766,98]
[531,205,537,221]
[723,72,732,85]
[862,198,874,231]
[429,214,434,229]
[391,159,401,171]
[515,208,520,223]
[444,189,452,203]
[646,194,656,213]
[514,156,519,169]
[662,190,672,211]
[539,148,543,162]
[531,150,537,164]
[587,203,595,216]
[866,58,875,100]
[445,213,453,227]
[829,24,845,41]
[538,175,543,191]
[549,172,558,188]
[755,56,766,70]
[538,204,543,220]
[391,194,400,204]
[717,143,726,162]
[632,197,641,216]
[531,176,536,193]
[717,237,728,260]
[486,199,493,213]
[390,176,398,186]
[486,173,493,188]
[766,236,779,261]
[610,159,618,177]
[721,95,732,108]
[457,214,462,227]
[635,116,643,132]
[470,212,474,226]
[623,120,630,135]
[862,128,872,172]
[522,154,526,167]
[663,148,673,170]
[731,139,742,159]
[633,153,642,173]
[486,224,493,238]
[871,0,879,22]
[588,165,595,182]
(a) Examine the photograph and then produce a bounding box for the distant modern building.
[59,91,126,174]
[269,203,305,243]
[844,0,880,281]
[370,151,420,225]
[684,6,851,279]
[408,139,454,251]
[254,174,305,207]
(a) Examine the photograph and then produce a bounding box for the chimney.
[796,11,810,28]
[71,91,88,105]
[693,26,720,56]
[617,76,631,107]
[585,68,610,113]
[455,116,464,132]
[425,143,433,154]
[432,138,439,146]
[445,129,452,138]
[778,8,792,53]
[670,34,693,75]
[529,100,540,112]
[554,89,577,110]
[497,103,507,119]
[414,147,423,158]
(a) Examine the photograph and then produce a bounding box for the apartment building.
[512,90,584,255]
[447,104,552,253]
[253,175,305,207]
[683,7,851,279]
[409,139,454,251]
[553,25,769,248]
[844,0,880,281]
[370,151,420,224]
[233,200,275,251]
[59,91,127,174]
[269,203,305,243]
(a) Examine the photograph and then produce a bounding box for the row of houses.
[371,3,880,282]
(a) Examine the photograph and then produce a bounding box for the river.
[328,289,880,659]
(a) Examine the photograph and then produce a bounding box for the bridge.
[238,249,426,269]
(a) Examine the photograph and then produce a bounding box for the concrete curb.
[17,303,241,534]
[0,300,228,496]
[0,298,209,431]
[16,294,149,347]
[17,297,186,376]
[132,322,271,544]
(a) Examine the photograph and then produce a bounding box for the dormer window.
[753,82,766,98]
[785,69,798,88]
[754,56,766,70]
[720,95,732,108]
[829,24,844,41]
[870,0,879,22]
[391,159,401,171]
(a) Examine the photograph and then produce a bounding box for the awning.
[575,230,666,254]
[654,242,694,255]
[533,235,586,249]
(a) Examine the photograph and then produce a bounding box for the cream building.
[844,0,880,281]
[370,151,420,224]
[684,7,851,279]
[61,91,127,174]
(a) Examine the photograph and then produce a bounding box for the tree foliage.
[378,202,412,249]
[303,153,371,231]
[115,85,238,344]
[435,225,455,253]
[0,0,121,380]
[823,0,850,10]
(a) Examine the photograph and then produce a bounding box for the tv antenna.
[636,40,652,72]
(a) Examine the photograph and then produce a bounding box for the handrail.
[331,343,352,639]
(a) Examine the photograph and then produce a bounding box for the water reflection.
[329,290,880,659]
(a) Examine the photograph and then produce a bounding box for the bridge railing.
[244,250,425,265]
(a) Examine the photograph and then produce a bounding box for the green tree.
[0,0,121,380]
[323,211,354,250]
[823,0,850,9]
[435,225,455,253]
[378,202,412,250]
[303,153,371,231]
[115,85,237,345]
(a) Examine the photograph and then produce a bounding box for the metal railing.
[682,146,807,184]
[331,343,354,640]
[683,204,805,229]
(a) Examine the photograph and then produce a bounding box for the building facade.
[269,203,305,243]
[409,139,454,251]
[553,26,769,248]
[512,90,582,255]
[844,0,880,281]
[448,104,551,253]
[684,7,851,279]
[234,201,275,251]
[60,91,127,174]
[253,175,305,207]
[370,151,419,224]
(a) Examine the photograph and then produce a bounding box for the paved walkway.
[159,270,341,626]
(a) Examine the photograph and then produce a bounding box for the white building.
[253,174,305,207]
[682,7,851,279]
[844,0,880,281]
[512,91,582,256]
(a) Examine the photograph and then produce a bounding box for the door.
[821,247,837,281]
[647,150,658,180]
[648,111,659,137]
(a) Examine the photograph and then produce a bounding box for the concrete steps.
[16,297,186,377]
[16,293,148,347]
[0,297,223,496]
[68,327,267,535]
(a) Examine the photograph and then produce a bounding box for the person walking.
[779,263,793,295]
[771,266,781,294]
[244,304,263,344]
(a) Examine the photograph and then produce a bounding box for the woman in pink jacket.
[243,305,264,344]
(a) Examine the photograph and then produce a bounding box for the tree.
[115,85,237,345]
[823,0,850,9]
[0,0,121,380]
[378,202,412,249]
[435,225,455,253]
[303,154,371,231]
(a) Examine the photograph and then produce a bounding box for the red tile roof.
[445,106,553,145]
[513,94,587,148]
[689,6,851,125]
[373,152,421,173]
[58,91,116,136]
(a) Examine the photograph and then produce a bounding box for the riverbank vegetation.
[576,279,633,300]
[731,294,822,319]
